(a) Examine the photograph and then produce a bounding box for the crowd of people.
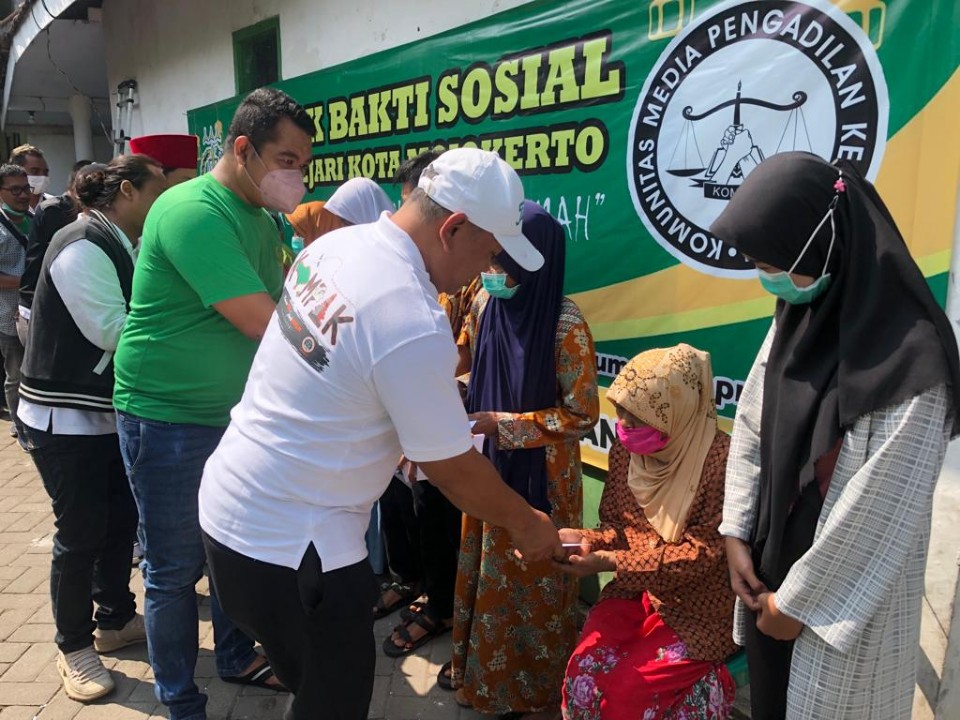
[1,84,955,720]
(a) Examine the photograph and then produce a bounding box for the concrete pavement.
[0,431,955,718]
[0,434,485,720]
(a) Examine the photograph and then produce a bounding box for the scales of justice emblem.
[668,80,811,199]
[629,0,889,275]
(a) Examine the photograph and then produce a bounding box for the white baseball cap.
[417,148,544,271]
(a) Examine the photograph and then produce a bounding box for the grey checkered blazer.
[720,320,950,719]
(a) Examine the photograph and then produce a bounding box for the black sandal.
[399,599,428,622]
[382,609,451,658]
[437,660,455,691]
[222,658,286,692]
[373,581,420,620]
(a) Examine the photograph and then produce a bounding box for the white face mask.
[27,175,50,196]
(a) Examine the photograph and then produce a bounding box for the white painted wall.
[6,125,112,195]
[101,0,535,136]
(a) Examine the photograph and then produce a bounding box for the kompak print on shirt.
[277,252,355,373]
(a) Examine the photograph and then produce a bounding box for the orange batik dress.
[452,292,599,715]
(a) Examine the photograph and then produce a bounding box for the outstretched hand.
[511,509,563,563]
[552,528,616,577]
[467,411,501,438]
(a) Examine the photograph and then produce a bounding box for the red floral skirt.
[562,594,735,720]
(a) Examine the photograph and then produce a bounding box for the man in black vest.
[0,164,31,441]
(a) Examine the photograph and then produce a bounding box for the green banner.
[189,0,960,467]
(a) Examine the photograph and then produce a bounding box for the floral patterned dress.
[562,437,737,720]
[452,295,599,715]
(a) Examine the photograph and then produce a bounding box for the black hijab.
[710,151,960,586]
[466,201,565,514]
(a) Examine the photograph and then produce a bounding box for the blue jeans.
[0,331,27,446]
[117,412,258,720]
[365,503,386,575]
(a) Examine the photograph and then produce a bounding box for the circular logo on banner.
[627,0,888,277]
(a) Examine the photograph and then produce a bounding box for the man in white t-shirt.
[198,148,561,720]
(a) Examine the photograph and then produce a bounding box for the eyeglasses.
[0,186,30,197]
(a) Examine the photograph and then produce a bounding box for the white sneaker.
[94,613,147,653]
[57,646,115,702]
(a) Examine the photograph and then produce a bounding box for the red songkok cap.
[129,134,199,170]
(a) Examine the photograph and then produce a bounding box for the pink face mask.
[245,146,306,213]
[616,422,669,456]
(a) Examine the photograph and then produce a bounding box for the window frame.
[232,16,282,95]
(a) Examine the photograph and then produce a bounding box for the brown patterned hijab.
[606,344,717,543]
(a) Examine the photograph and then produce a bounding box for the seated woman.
[558,344,737,720]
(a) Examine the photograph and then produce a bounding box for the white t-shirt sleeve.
[371,331,473,462]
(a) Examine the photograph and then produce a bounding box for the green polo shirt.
[113,173,283,426]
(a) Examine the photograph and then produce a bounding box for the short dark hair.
[68,160,94,190]
[9,144,44,166]
[393,149,442,188]
[408,187,451,222]
[0,164,28,184]
[225,87,313,149]
[74,154,162,210]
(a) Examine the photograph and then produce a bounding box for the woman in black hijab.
[710,151,960,720]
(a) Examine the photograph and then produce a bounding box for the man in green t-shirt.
[113,87,312,720]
